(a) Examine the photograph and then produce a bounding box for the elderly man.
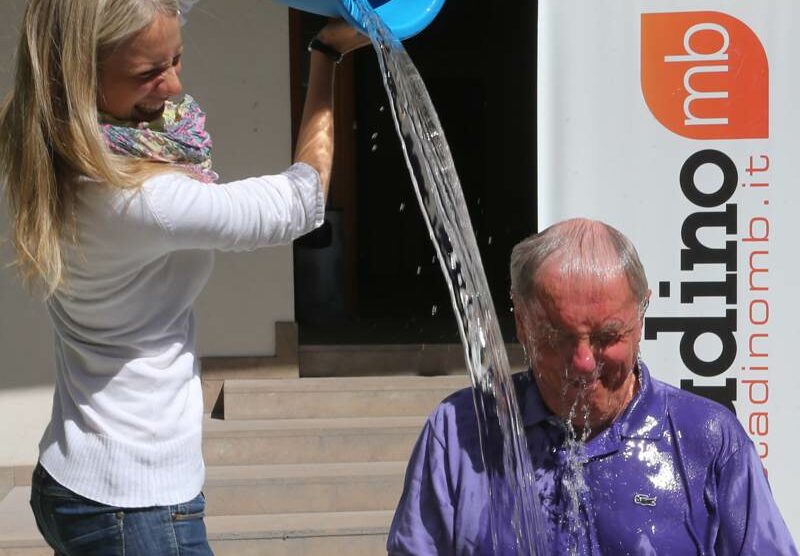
[387,218,797,555]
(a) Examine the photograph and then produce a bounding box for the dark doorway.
[293,0,538,344]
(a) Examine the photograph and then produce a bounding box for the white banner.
[538,0,800,537]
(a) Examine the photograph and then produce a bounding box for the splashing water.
[560,377,593,556]
[348,2,549,553]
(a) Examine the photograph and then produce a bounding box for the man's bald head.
[510,218,649,313]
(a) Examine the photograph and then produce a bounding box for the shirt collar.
[618,361,667,441]
[517,370,557,428]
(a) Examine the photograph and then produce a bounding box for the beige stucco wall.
[0,0,295,466]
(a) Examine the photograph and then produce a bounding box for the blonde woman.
[0,0,368,553]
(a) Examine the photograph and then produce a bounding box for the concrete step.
[222,375,469,420]
[299,342,525,377]
[208,510,391,555]
[203,415,423,466]
[204,461,406,516]
[0,487,48,556]
[0,486,391,556]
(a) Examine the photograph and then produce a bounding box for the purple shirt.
[387,364,798,555]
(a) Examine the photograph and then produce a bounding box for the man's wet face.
[518,262,644,436]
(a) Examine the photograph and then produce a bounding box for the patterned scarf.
[100,95,218,183]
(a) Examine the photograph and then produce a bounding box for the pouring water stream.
[346,2,552,553]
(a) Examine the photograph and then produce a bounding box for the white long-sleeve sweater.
[39,162,323,507]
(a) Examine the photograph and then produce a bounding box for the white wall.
[0,0,295,466]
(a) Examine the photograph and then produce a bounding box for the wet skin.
[97,12,184,123]
[516,262,649,437]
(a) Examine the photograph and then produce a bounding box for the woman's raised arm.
[293,20,370,200]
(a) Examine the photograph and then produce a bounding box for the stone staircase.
[0,370,471,555]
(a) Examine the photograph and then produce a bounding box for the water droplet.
[487,236,493,245]
[399,202,405,212]
[431,305,438,316]
[379,105,385,112]
[416,266,422,275]
[371,132,379,140]
[371,144,378,152]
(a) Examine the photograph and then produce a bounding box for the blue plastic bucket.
[273,0,445,40]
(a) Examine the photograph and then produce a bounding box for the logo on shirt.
[633,493,657,507]
[641,11,768,139]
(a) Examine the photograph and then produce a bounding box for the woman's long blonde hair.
[0,0,179,296]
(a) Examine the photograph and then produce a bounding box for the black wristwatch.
[308,37,343,64]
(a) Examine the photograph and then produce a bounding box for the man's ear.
[639,289,652,324]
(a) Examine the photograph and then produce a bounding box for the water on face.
[347,2,549,553]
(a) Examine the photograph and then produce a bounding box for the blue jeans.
[30,463,214,556]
